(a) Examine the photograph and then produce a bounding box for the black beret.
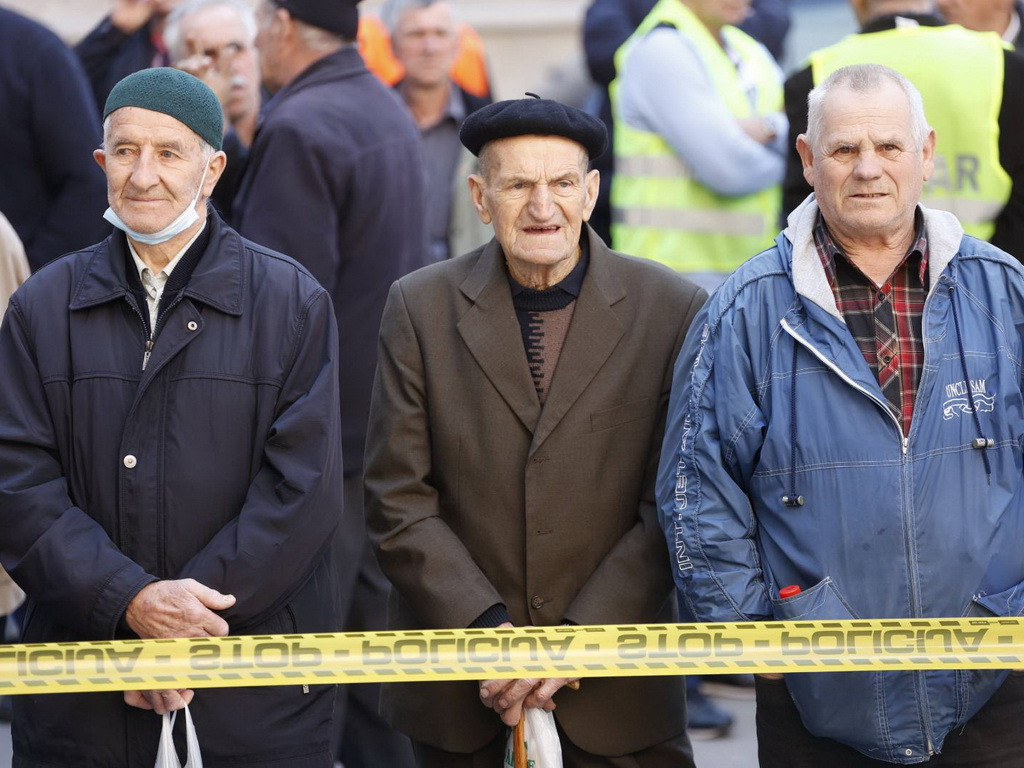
[104,68,224,151]
[460,95,608,159]
[273,0,360,39]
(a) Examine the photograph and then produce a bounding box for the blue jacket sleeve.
[176,290,343,630]
[0,297,156,639]
[656,296,774,622]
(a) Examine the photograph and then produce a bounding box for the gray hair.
[381,0,460,37]
[164,0,257,62]
[805,64,930,153]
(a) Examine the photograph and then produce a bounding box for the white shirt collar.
[1004,7,1021,43]
[127,225,205,283]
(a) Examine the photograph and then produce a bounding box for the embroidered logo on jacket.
[942,378,995,420]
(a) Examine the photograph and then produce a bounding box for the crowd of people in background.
[2,0,1024,765]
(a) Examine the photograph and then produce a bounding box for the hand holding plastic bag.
[155,704,203,768]
[504,708,562,768]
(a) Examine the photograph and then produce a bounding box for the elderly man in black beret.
[364,96,704,767]
[0,67,343,766]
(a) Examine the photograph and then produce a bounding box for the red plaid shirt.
[813,212,929,436]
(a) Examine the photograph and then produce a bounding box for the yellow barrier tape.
[1,618,1022,694]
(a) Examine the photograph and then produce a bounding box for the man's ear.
[582,168,600,223]
[796,134,815,188]
[93,148,107,171]
[202,151,228,198]
[921,128,936,182]
[468,174,492,225]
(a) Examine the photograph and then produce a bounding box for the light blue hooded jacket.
[658,196,1024,764]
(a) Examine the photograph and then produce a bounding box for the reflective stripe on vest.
[810,25,1010,241]
[609,0,781,275]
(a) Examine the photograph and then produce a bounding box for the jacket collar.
[457,225,626,450]
[782,194,964,320]
[69,209,246,316]
[459,225,626,307]
[261,46,365,123]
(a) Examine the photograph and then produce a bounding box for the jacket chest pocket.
[590,397,652,433]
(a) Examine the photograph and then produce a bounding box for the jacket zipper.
[781,317,935,757]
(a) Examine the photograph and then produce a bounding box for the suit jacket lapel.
[530,229,626,455]
[457,240,542,433]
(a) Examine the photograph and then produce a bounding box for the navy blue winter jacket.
[0,212,343,767]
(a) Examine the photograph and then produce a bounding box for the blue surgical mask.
[103,163,210,246]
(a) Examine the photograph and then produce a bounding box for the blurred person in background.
[0,7,108,271]
[165,0,263,222]
[611,0,786,290]
[234,1,429,764]
[359,6,491,100]
[583,0,790,244]
[936,0,1024,49]
[385,0,492,262]
[783,0,1024,260]
[76,0,187,113]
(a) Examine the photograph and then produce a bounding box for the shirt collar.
[814,209,929,288]
[128,224,206,283]
[1005,7,1021,43]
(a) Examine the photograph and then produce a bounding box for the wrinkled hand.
[125,578,235,640]
[174,53,232,109]
[111,0,156,34]
[124,688,194,715]
[479,677,580,726]
[737,116,776,146]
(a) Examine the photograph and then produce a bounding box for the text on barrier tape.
[2,618,1023,694]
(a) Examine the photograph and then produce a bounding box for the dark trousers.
[412,720,693,768]
[332,472,416,768]
[756,672,1024,767]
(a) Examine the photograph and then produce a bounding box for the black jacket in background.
[234,46,429,477]
[783,14,1024,260]
[74,15,160,116]
[0,8,108,271]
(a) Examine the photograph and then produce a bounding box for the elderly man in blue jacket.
[0,68,342,767]
[658,63,1024,766]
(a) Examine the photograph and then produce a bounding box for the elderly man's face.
[392,3,459,89]
[94,107,222,235]
[797,81,934,244]
[470,135,599,285]
[177,5,260,122]
[255,1,286,93]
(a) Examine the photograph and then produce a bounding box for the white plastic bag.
[503,708,563,768]
[154,704,203,768]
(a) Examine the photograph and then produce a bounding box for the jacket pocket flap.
[590,397,652,432]
[968,581,1024,618]
[770,577,858,621]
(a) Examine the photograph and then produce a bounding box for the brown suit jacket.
[364,226,707,755]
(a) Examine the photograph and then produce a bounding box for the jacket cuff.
[468,603,511,628]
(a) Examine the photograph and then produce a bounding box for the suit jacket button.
[531,595,545,609]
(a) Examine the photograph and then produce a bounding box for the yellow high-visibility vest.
[610,0,782,275]
[810,24,1010,241]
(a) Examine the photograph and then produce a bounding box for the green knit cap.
[103,68,224,151]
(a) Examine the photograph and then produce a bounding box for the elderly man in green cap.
[0,67,343,766]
